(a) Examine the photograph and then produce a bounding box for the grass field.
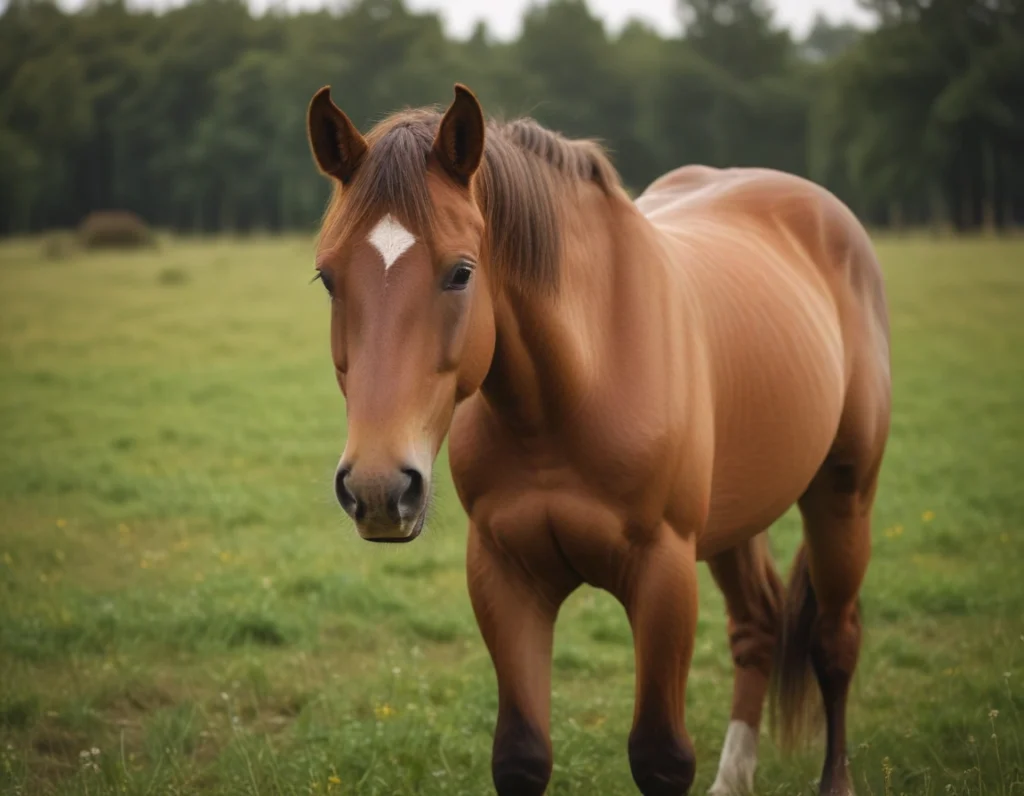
[1,233,1022,796]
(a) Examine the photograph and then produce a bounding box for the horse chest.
[449,399,704,588]
[453,394,684,505]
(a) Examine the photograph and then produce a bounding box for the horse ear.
[432,84,485,186]
[307,86,367,184]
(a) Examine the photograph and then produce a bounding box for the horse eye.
[444,263,474,291]
[314,269,335,296]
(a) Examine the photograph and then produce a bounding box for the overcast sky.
[47,0,877,39]
[404,0,876,39]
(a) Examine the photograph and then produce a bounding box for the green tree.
[0,0,1020,235]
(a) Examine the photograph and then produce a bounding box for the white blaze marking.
[367,214,416,270]
[708,721,758,795]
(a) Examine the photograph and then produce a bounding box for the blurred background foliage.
[1,0,1022,237]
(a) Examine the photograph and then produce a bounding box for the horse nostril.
[395,467,425,520]
[334,467,363,521]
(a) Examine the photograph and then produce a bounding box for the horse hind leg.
[706,533,784,796]
[772,450,882,796]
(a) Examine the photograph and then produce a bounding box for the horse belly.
[697,275,847,559]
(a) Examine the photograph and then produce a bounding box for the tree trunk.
[888,199,904,232]
[928,182,949,237]
[220,191,234,235]
[961,164,973,231]
[1002,172,1015,233]
[982,137,996,236]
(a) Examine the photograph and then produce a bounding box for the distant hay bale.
[77,210,155,250]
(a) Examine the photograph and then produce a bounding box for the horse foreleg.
[467,525,578,796]
[621,529,699,796]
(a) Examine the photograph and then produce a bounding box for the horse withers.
[305,84,891,796]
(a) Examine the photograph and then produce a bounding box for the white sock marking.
[367,214,416,270]
[708,720,758,795]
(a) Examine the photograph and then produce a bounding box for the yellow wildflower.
[922,510,935,522]
[56,519,67,528]
[328,775,341,785]
[374,703,395,720]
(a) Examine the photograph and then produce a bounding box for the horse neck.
[480,183,665,435]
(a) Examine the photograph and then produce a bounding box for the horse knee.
[628,728,697,796]
[492,717,552,796]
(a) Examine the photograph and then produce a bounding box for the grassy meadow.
[0,232,1022,795]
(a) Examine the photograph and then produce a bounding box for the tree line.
[1,0,1021,236]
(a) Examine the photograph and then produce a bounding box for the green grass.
[1,232,1023,795]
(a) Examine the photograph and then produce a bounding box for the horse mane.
[319,107,622,293]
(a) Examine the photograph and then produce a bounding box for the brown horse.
[305,84,891,796]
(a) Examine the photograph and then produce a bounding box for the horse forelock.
[318,107,622,295]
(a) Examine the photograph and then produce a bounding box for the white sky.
[401,0,876,40]
[45,0,877,39]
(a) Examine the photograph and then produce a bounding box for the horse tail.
[769,543,820,753]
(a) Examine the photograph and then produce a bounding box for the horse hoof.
[492,755,550,796]
[628,730,696,796]
[492,719,552,796]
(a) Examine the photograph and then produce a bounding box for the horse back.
[639,165,888,336]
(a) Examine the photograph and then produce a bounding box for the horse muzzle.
[334,463,428,542]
